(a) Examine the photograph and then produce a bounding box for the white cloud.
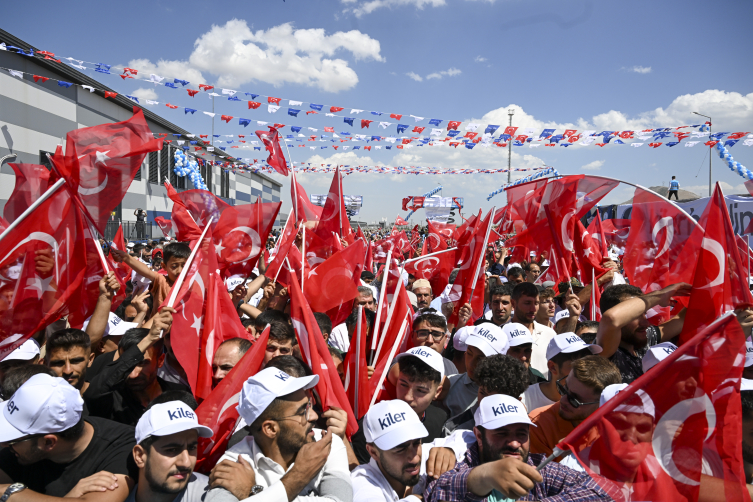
[131,20,384,93]
[426,68,461,80]
[474,56,487,63]
[623,65,652,74]
[582,160,604,171]
[406,72,423,82]
[343,0,496,17]
[130,88,158,101]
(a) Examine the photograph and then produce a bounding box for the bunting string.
[405,185,443,219]
[486,167,559,200]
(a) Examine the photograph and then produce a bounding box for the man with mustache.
[424,394,611,501]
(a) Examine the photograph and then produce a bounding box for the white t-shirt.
[328,323,350,353]
[521,383,557,413]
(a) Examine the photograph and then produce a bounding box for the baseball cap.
[237,367,319,426]
[466,324,509,356]
[599,384,655,418]
[599,383,629,407]
[642,342,678,373]
[742,379,753,392]
[0,373,83,442]
[1,337,40,362]
[453,326,473,351]
[553,310,570,324]
[226,274,246,292]
[412,279,431,292]
[542,281,556,288]
[545,333,603,360]
[83,312,137,338]
[127,242,135,249]
[745,341,753,368]
[406,291,418,308]
[502,323,533,347]
[363,400,428,450]
[396,347,445,379]
[135,401,213,445]
[474,394,536,430]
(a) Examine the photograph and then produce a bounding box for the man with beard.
[46,329,95,395]
[129,398,213,502]
[529,356,621,456]
[424,394,610,501]
[510,283,557,380]
[595,283,690,384]
[205,367,352,502]
[482,285,513,327]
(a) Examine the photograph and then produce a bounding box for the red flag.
[573,220,606,283]
[586,211,610,260]
[600,218,631,249]
[59,108,162,234]
[314,167,352,242]
[154,216,175,238]
[330,106,344,113]
[110,224,132,281]
[4,163,51,223]
[680,184,753,343]
[195,325,270,473]
[558,313,749,502]
[288,271,358,438]
[303,240,365,313]
[395,215,408,226]
[343,307,370,419]
[268,97,281,105]
[255,127,289,176]
[265,216,298,284]
[291,175,322,223]
[447,121,461,131]
[390,114,402,120]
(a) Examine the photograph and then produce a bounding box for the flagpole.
[591,267,596,320]
[0,178,65,243]
[301,225,306,292]
[372,272,405,366]
[402,247,458,264]
[369,315,409,410]
[166,216,214,309]
[467,208,496,309]
[543,204,573,293]
[370,247,392,363]
[280,131,299,222]
[354,305,363,419]
[748,235,751,287]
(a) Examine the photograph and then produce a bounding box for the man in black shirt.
[84,309,187,426]
[0,372,137,499]
[352,347,447,464]
[595,283,690,384]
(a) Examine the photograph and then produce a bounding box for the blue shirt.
[670,180,679,190]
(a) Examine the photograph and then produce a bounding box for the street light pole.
[507,108,514,187]
[693,111,712,196]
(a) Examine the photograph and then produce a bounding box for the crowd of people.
[0,220,752,502]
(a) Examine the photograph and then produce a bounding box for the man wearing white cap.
[502,323,546,385]
[509,283,557,380]
[129,398,214,502]
[521,333,602,414]
[205,367,352,502]
[0,373,139,499]
[0,339,40,388]
[641,341,678,374]
[442,324,508,422]
[424,394,611,501]
[351,400,465,502]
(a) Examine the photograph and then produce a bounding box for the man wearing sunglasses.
[205,367,352,502]
[529,356,621,456]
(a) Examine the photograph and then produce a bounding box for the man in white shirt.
[510,283,557,379]
[521,333,601,413]
[205,367,352,502]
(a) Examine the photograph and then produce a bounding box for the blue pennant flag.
[172,134,182,137]
[514,141,525,146]
[254,147,261,151]
[710,132,730,140]
[228,96,241,101]
[165,82,177,89]
[499,134,511,141]
[386,146,392,150]
[174,79,189,86]
[239,118,251,127]
[447,130,460,137]
[245,93,259,99]
[344,117,354,126]
[213,134,221,138]
[371,136,381,141]
[465,143,476,149]
[310,103,323,111]
[182,146,189,150]
[429,119,442,126]
[485,125,500,135]
[288,108,300,117]
[340,132,351,136]
[353,146,361,150]
[220,147,226,151]
[291,126,302,133]
[58,81,73,88]
[539,128,555,139]
[666,141,680,147]
[190,141,198,145]
[549,134,564,143]
[126,95,140,103]
[653,132,672,140]
[560,143,572,147]
[614,139,625,144]
[95,67,111,74]
[725,139,739,147]
[185,108,197,114]
[397,124,408,133]
[371,111,383,116]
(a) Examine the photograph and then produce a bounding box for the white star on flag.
[191,314,204,337]
[25,274,56,299]
[94,150,111,165]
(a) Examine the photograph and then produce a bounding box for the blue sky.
[4,0,753,222]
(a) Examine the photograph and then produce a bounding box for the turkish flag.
[401,197,413,212]
[267,97,281,105]
[291,176,323,223]
[586,211,610,259]
[390,113,402,120]
[679,184,753,343]
[255,127,289,176]
[447,121,461,131]
[573,220,606,283]
[195,324,270,473]
[288,271,358,438]
[503,126,518,137]
[314,167,352,243]
[343,307,371,419]
[395,215,408,226]
[4,163,51,223]
[154,216,175,238]
[265,216,299,283]
[303,240,365,313]
[448,209,492,326]
[59,108,162,234]
[165,183,229,239]
[599,218,631,249]
[110,224,132,281]
[330,106,344,113]
[558,313,750,502]
[623,187,701,293]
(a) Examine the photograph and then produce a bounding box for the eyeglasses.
[272,399,313,424]
[4,434,42,447]
[556,377,600,408]
[414,329,446,341]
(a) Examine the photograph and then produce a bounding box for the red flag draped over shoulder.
[558,313,749,502]
[60,107,162,234]
[4,163,51,223]
[255,127,289,176]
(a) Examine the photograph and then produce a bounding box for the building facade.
[0,28,283,240]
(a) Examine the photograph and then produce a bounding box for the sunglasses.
[556,377,599,408]
[4,434,42,447]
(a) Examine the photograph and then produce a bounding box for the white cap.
[453,326,473,351]
[135,400,213,445]
[0,373,83,442]
[642,342,678,373]
[465,324,508,356]
[226,274,245,292]
[502,323,534,347]
[406,291,418,308]
[363,399,428,450]
[82,312,136,338]
[600,384,655,418]
[545,333,603,361]
[237,367,319,426]
[127,242,135,248]
[1,337,40,362]
[474,394,536,430]
[742,379,753,392]
[396,347,445,379]
[554,310,570,324]
[745,341,753,368]
[599,383,629,407]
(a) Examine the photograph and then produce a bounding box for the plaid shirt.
[423,442,612,502]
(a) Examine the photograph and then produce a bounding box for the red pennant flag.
[248,101,261,109]
[563,129,578,137]
[200,135,208,138]
[390,113,402,120]
[32,75,49,83]
[503,126,518,136]
[412,126,425,134]
[195,325,270,473]
[198,84,214,91]
[187,89,199,97]
[330,106,344,113]
[361,120,373,129]
[705,140,719,147]
[255,127,289,176]
[273,123,285,129]
[104,91,117,99]
[3,163,51,223]
[220,115,233,123]
[649,142,662,148]
[267,97,281,105]
[559,313,749,502]
[324,127,334,133]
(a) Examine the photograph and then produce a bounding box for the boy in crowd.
[45,329,95,394]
